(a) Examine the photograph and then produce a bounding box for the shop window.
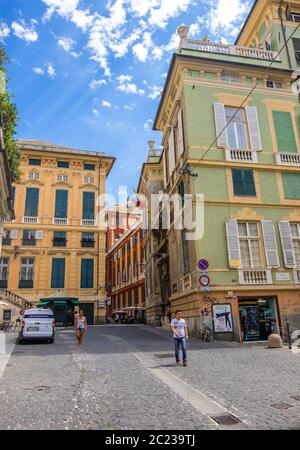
[238,222,262,269]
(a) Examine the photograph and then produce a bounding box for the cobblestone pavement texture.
[0,325,299,430]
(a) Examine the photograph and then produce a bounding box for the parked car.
[18,309,55,344]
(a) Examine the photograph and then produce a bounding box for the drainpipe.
[279,0,292,69]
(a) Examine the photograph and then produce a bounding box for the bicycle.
[201,326,214,343]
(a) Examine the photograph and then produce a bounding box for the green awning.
[54,301,67,306]
[37,301,49,307]
[70,300,80,305]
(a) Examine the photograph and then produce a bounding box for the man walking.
[171,310,189,366]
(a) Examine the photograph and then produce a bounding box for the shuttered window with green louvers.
[272,111,297,153]
[282,173,300,199]
[232,169,256,197]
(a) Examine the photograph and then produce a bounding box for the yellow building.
[0,140,114,325]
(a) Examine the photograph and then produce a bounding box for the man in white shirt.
[170,310,189,366]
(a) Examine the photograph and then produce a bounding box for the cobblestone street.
[0,325,300,430]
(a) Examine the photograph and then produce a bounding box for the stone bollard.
[267,334,283,349]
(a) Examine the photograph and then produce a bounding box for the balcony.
[238,269,272,285]
[275,153,300,167]
[180,39,280,62]
[53,218,68,225]
[81,219,95,227]
[22,238,36,246]
[225,149,258,163]
[23,217,39,224]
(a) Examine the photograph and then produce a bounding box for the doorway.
[239,297,279,342]
[80,303,95,325]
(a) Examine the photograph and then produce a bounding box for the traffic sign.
[199,274,210,287]
[198,259,209,271]
[201,286,210,292]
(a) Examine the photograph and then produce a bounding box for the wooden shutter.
[246,107,262,151]
[168,128,176,174]
[272,111,297,153]
[278,221,296,268]
[261,220,279,268]
[213,103,228,148]
[225,220,242,268]
[177,109,185,156]
[35,230,44,240]
[163,151,167,187]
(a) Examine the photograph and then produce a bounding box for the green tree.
[0,45,21,182]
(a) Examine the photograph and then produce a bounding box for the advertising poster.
[213,304,233,333]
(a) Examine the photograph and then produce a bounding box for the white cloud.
[189,23,201,37]
[102,100,112,108]
[117,74,145,95]
[209,0,250,35]
[11,20,38,42]
[148,85,162,100]
[47,64,56,78]
[148,0,193,29]
[92,108,100,117]
[132,31,152,62]
[152,46,163,60]
[70,51,82,58]
[89,79,107,90]
[144,119,153,130]
[0,22,10,39]
[58,37,75,52]
[33,67,45,75]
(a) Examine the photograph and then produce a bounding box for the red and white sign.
[199,275,210,287]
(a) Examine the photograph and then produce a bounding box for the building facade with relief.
[139,0,300,342]
[0,140,114,325]
[106,219,145,320]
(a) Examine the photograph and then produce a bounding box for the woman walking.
[75,310,87,348]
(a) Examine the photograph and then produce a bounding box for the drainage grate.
[210,414,242,425]
[155,353,174,359]
[290,395,300,402]
[271,402,294,410]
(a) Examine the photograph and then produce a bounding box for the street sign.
[198,259,209,271]
[199,274,210,287]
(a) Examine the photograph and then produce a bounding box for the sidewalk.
[0,332,18,379]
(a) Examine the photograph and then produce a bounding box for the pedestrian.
[170,310,189,366]
[75,310,87,348]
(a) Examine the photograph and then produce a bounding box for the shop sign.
[98,300,106,308]
[212,304,233,333]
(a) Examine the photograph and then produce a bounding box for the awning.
[53,301,67,306]
[70,300,80,305]
[36,301,49,307]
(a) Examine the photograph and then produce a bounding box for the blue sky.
[0,0,254,200]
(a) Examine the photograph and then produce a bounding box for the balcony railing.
[53,218,68,225]
[275,153,300,166]
[81,219,95,227]
[180,39,280,61]
[238,269,272,285]
[226,149,258,163]
[23,217,39,224]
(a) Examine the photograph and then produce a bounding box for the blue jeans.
[174,337,187,362]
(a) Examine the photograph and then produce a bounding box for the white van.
[19,309,55,343]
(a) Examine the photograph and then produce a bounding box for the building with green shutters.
[140,0,300,342]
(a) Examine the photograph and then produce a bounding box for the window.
[293,38,300,65]
[19,258,34,288]
[24,188,39,217]
[11,186,16,209]
[57,161,69,168]
[82,232,95,248]
[225,107,248,149]
[51,258,65,289]
[290,223,300,266]
[84,175,95,184]
[57,174,68,183]
[3,310,11,321]
[178,180,185,207]
[82,192,95,220]
[54,190,68,218]
[182,230,189,275]
[0,258,9,288]
[84,163,95,171]
[238,222,262,268]
[23,230,36,245]
[28,158,41,166]
[266,80,283,89]
[272,111,297,153]
[232,169,256,197]
[28,172,40,180]
[81,259,94,289]
[53,231,67,247]
[221,73,240,84]
[282,173,300,199]
[2,230,11,246]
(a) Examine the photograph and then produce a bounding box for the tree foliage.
[0,45,21,182]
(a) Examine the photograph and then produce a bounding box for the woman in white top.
[75,310,87,347]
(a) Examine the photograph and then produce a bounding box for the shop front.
[37,295,80,327]
[238,297,279,342]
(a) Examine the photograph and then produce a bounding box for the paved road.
[0,325,299,430]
